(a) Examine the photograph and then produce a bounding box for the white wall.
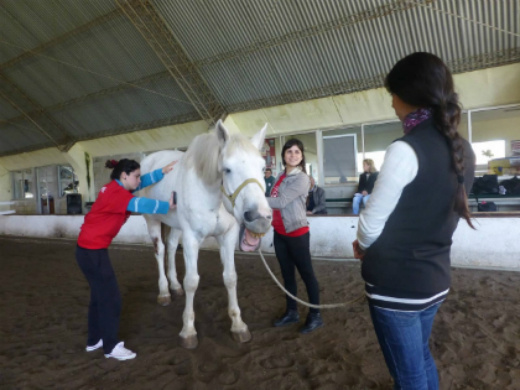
[1,215,519,271]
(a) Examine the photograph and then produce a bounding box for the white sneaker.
[104,342,136,361]
[85,339,103,352]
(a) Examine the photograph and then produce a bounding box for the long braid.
[433,94,475,229]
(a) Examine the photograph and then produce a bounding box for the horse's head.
[216,120,272,251]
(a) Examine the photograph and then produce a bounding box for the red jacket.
[78,180,134,249]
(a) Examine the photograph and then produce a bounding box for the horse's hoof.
[172,288,184,297]
[157,295,171,306]
[232,328,252,344]
[179,334,198,349]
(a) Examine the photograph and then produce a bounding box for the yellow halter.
[221,178,264,208]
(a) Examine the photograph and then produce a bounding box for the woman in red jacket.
[76,158,176,361]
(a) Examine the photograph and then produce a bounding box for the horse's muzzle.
[243,210,272,234]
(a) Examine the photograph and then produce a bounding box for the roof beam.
[0,72,76,151]
[0,71,173,128]
[116,0,225,125]
[0,9,122,71]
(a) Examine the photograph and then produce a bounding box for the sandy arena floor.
[1,235,520,389]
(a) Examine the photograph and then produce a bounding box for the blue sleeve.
[134,168,164,192]
[127,197,169,214]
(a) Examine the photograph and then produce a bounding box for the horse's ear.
[215,119,229,148]
[250,123,267,151]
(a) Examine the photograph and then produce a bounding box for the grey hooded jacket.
[267,168,310,233]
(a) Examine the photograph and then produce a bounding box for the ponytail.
[106,158,140,180]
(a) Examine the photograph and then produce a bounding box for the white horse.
[139,120,272,349]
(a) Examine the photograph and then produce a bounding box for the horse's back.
[140,150,184,173]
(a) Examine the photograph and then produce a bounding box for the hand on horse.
[352,240,365,261]
[162,161,177,175]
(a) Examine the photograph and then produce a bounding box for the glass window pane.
[362,121,402,173]
[322,126,361,184]
[323,134,357,184]
[12,171,23,199]
[471,106,520,176]
[11,169,34,200]
[58,165,79,196]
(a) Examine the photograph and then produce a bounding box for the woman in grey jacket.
[267,139,323,334]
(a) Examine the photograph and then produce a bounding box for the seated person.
[353,159,379,215]
[306,176,327,215]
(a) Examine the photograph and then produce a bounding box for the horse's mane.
[184,131,259,185]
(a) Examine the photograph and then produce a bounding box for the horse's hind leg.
[145,217,171,306]
[217,225,251,344]
[165,228,183,297]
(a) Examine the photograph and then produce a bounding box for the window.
[472,140,506,166]
[58,165,79,197]
[470,106,520,175]
[322,133,357,184]
[11,169,34,199]
[361,121,401,174]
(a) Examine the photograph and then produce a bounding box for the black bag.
[499,176,520,195]
[477,201,497,212]
[471,175,499,195]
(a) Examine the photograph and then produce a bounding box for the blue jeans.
[352,193,370,215]
[369,302,441,390]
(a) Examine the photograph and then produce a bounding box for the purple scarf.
[402,108,432,134]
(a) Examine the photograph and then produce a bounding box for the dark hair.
[385,52,473,228]
[265,168,272,172]
[106,159,140,180]
[281,138,306,173]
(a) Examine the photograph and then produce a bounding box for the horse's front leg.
[179,232,201,349]
[166,228,183,297]
[217,224,251,344]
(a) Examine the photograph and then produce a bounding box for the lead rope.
[258,249,365,309]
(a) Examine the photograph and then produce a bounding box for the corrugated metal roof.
[0,0,519,156]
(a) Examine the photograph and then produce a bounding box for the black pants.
[273,231,320,314]
[76,245,121,354]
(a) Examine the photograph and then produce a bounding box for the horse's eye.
[224,168,231,174]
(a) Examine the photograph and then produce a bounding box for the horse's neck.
[183,167,223,208]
